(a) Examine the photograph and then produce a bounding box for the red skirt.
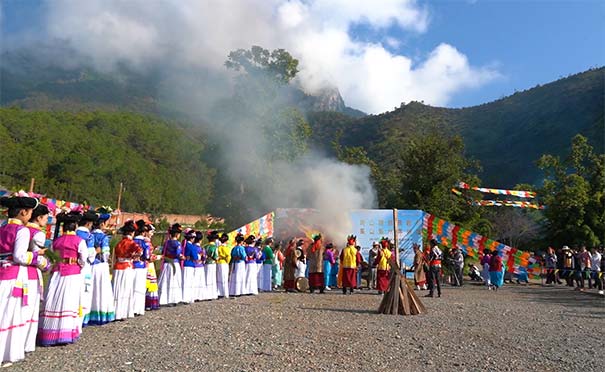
[376,269,390,291]
[342,268,357,288]
[284,279,296,290]
[308,272,324,288]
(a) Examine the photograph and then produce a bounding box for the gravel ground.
[6,283,604,372]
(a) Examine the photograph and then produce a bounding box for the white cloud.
[35,0,497,112]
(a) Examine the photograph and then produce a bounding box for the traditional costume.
[375,239,392,294]
[412,244,427,290]
[425,240,443,298]
[75,210,98,327]
[323,244,335,289]
[144,232,160,311]
[24,203,51,353]
[38,211,87,347]
[182,231,199,304]
[204,231,219,300]
[272,246,284,289]
[307,234,325,293]
[194,232,208,301]
[112,222,143,320]
[480,250,491,287]
[229,234,247,297]
[340,235,360,294]
[133,221,152,315]
[283,240,297,292]
[89,209,116,324]
[489,252,504,290]
[1,196,49,362]
[244,236,258,295]
[158,224,184,305]
[260,238,274,292]
[216,233,230,298]
[255,240,264,293]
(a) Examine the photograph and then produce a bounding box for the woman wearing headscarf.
[282,239,297,293]
[25,203,51,352]
[323,243,335,291]
[158,223,184,306]
[113,221,143,319]
[89,208,116,324]
[244,235,258,295]
[374,238,392,295]
[38,211,87,346]
[133,220,152,315]
[229,233,247,297]
[182,229,198,304]
[193,231,207,301]
[489,250,504,291]
[307,234,325,294]
[0,195,48,362]
[204,231,219,300]
[340,235,360,295]
[216,233,231,298]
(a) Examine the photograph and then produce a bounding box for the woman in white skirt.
[89,209,116,325]
[260,238,274,292]
[158,224,184,306]
[216,233,230,298]
[112,221,142,320]
[229,233,246,297]
[0,195,48,363]
[255,239,265,292]
[204,231,219,300]
[132,220,152,315]
[182,230,198,303]
[38,211,87,346]
[244,235,258,295]
[25,203,52,352]
[195,232,209,301]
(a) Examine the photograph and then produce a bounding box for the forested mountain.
[0,108,213,214]
[308,67,604,187]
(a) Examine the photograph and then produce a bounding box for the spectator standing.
[368,242,379,290]
[589,246,601,292]
[545,247,557,285]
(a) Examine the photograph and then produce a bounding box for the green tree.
[537,134,605,247]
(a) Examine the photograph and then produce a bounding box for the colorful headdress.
[347,234,356,245]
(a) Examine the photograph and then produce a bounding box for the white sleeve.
[78,240,88,266]
[29,231,46,252]
[13,228,33,265]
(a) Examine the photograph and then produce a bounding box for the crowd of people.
[0,195,398,365]
[544,245,604,294]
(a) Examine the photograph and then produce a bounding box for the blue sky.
[383,0,605,107]
[1,0,604,110]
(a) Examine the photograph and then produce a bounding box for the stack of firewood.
[378,270,426,315]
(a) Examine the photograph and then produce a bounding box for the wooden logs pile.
[378,270,426,315]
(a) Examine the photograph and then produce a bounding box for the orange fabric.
[113,237,142,270]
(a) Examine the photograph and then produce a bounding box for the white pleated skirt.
[24,270,42,353]
[133,267,148,315]
[194,266,207,301]
[245,263,258,295]
[217,263,229,298]
[205,264,218,300]
[260,264,273,292]
[80,263,93,327]
[89,262,115,325]
[159,262,183,305]
[0,267,31,362]
[257,262,264,291]
[113,268,135,320]
[38,271,82,346]
[229,262,245,297]
[182,267,196,303]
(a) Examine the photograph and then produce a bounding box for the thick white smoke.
[33,0,497,113]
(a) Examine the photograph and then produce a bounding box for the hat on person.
[562,245,570,251]
[0,196,39,210]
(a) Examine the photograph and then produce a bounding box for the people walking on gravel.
[112,221,143,319]
[544,247,557,285]
[307,234,325,294]
[216,233,230,298]
[272,242,284,289]
[425,239,442,298]
[489,250,504,291]
[158,223,184,306]
[368,242,379,289]
[38,211,85,347]
[374,238,392,295]
[340,235,360,294]
[228,233,247,297]
[323,243,335,291]
[561,246,575,286]
[589,246,601,292]
[412,243,427,290]
[481,249,491,288]
[451,247,464,287]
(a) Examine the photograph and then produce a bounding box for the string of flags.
[452,182,544,209]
